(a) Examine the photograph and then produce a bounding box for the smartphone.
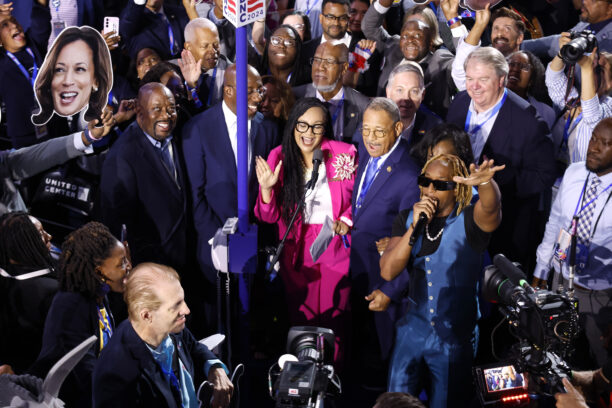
[103,16,120,37]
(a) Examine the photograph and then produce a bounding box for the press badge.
[52,20,66,38]
[553,228,571,262]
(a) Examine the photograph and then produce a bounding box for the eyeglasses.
[507,61,531,72]
[295,121,325,135]
[360,127,390,138]
[249,87,266,97]
[270,36,297,47]
[310,57,345,67]
[417,175,456,191]
[322,13,350,23]
[289,23,305,30]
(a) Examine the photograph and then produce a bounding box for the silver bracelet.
[479,180,491,186]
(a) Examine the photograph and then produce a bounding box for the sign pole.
[235,26,249,234]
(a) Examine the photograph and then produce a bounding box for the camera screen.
[483,365,525,392]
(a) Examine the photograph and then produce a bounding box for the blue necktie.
[158,141,176,181]
[355,157,380,214]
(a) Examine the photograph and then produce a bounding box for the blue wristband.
[447,16,462,27]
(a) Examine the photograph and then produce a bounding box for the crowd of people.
[0,0,611,407]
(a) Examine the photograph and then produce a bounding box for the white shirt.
[466,90,505,160]
[315,87,344,140]
[451,37,478,91]
[321,32,352,49]
[294,0,323,39]
[48,0,78,47]
[303,164,333,224]
[356,135,401,199]
[222,102,252,170]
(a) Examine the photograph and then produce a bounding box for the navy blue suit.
[76,0,105,30]
[120,1,189,59]
[350,139,420,366]
[99,122,189,271]
[181,103,279,283]
[446,90,557,269]
[93,320,218,408]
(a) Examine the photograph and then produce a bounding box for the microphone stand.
[566,216,579,300]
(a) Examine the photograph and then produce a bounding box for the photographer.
[555,358,612,408]
[546,32,612,163]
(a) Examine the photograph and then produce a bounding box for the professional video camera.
[473,255,580,407]
[268,326,341,408]
[560,30,597,65]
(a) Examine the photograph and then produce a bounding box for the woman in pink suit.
[255,98,357,366]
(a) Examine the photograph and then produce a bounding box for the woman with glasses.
[257,25,311,87]
[254,98,357,367]
[380,153,503,407]
[31,222,131,407]
[282,11,312,42]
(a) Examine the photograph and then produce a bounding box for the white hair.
[184,18,218,43]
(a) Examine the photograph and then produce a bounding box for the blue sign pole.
[236,26,249,233]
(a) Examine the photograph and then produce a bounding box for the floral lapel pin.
[331,153,356,181]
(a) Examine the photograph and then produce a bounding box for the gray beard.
[314,79,339,93]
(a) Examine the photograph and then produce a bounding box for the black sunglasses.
[417,175,456,191]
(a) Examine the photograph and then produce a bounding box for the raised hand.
[412,195,438,226]
[103,30,121,51]
[356,39,376,55]
[452,159,505,186]
[177,49,202,89]
[114,99,137,124]
[473,3,491,29]
[440,0,460,20]
[0,2,13,16]
[558,31,572,51]
[255,156,281,190]
[88,107,116,141]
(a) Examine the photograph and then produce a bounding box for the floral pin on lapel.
[331,153,356,181]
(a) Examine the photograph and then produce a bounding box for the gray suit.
[0,135,84,214]
[361,4,456,117]
[292,84,370,144]
[522,20,612,59]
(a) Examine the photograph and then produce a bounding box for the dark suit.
[120,1,189,59]
[447,90,557,269]
[181,103,279,283]
[401,108,443,150]
[99,122,189,271]
[349,139,420,382]
[93,320,218,408]
[292,85,370,145]
[76,0,105,30]
[31,292,113,408]
[300,35,360,67]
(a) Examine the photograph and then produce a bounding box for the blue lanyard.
[572,174,612,217]
[97,306,113,350]
[207,67,217,107]
[6,48,38,88]
[428,2,437,16]
[464,89,507,136]
[286,72,292,84]
[563,111,581,144]
[52,0,60,12]
[305,0,320,16]
[330,93,345,126]
[162,14,177,56]
[107,90,114,106]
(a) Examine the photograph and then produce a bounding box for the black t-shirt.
[391,205,491,256]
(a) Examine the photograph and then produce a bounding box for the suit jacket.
[350,138,420,358]
[402,107,443,150]
[254,140,356,257]
[446,90,557,266]
[292,85,370,144]
[300,35,360,67]
[361,5,455,117]
[120,1,189,59]
[181,103,279,283]
[76,0,105,30]
[31,292,113,408]
[93,320,218,408]
[99,122,189,271]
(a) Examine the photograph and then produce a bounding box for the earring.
[93,86,99,92]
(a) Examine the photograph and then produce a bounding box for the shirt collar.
[588,18,612,34]
[321,32,352,48]
[222,101,237,125]
[590,168,612,187]
[315,87,344,102]
[143,131,172,149]
[371,134,401,167]
[468,88,506,116]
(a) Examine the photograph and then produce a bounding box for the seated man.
[93,262,233,408]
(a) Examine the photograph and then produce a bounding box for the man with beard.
[523,0,612,58]
[362,0,457,117]
[533,118,612,368]
[385,63,442,148]
[450,5,526,91]
[179,18,229,111]
[293,42,370,144]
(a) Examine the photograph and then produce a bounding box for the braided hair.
[0,212,54,272]
[59,221,119,299]
[421,153,472,216]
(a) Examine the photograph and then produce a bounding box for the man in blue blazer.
[348,98,420,397]
[181,64,279,286]
[446,47,556,271]
[93,263,233,408]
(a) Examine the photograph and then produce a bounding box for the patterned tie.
[158,141,177,181]
[576,176,601,245]
[355,157,380,214]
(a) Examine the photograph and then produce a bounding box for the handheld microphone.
[409,213,428,246]
[307,149,323,190]
[493,254,534,294]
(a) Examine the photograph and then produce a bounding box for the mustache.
[493,36,509,43]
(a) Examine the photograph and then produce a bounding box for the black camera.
[560,30,597,65]
[473,255,579,405]
[269,326,341,408]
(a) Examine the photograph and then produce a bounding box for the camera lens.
[561,37,588,64]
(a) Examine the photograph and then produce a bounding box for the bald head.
[136,83,177,141]
[223,64,264,117]
[312,42,348,96]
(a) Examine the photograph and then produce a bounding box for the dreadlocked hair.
[422,153,472,216]
[59,221,119,299]
[0,212,54,272]
[279,98,333,224]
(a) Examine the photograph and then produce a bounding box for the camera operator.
[533,118,612,369]
[546,33,612,163]
[555,357,612,408]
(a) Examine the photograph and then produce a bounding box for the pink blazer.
[255,139,358,243]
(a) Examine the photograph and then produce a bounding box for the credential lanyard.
[162,14,177,56]
[572,174,612,217]
[305,0,321,16]
[330,93,345,126]
[207,66,217,107]
[6,48,38,88]
[464,89,507,136]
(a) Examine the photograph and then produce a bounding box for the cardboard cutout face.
[460,0,503,11]
[31,25,113,126]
